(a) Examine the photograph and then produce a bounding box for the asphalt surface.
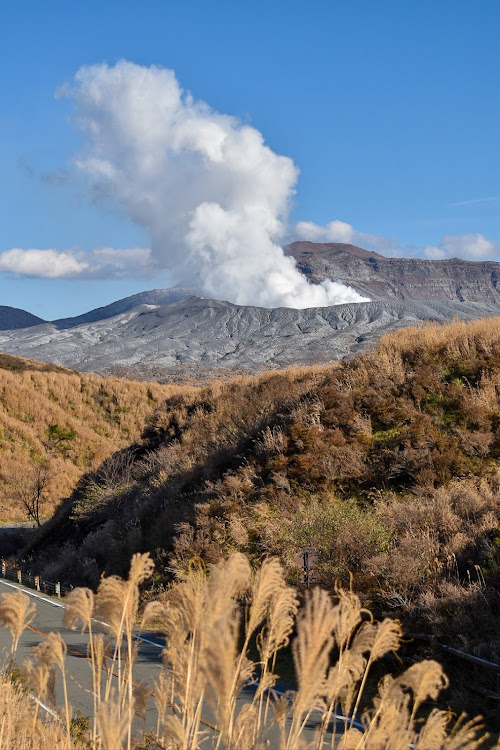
[0,578,341,748]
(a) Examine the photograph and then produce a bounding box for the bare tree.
[10,459,52,526]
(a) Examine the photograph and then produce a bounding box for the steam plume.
[67,61,369,308]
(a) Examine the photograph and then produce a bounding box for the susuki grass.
[0,589,36,653]
[1,553,499,749]
[0,673,71,749]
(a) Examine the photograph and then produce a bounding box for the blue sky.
[0,0,499,318]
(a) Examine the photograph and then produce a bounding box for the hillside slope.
[52,285,200,328]
[0,353,196,521]
[22,316,500,719]
[25,316,499,619]
[0,305,46,330]
[0,296,498,377]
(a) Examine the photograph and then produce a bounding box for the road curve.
[0,578,355,746]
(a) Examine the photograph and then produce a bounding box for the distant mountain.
[285,242,500,303]
[0,305,46,330]
[5,243,500,334]
[0,295,499,377]
[1,242,499,377]
[52,285,199,328]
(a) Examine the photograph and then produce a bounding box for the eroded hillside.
[287,241,500,302]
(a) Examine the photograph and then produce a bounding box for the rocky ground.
[0,295,498,376]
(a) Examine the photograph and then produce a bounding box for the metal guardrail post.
[35,575,40,591]
[55,582,61,599]
[17,569,22,584]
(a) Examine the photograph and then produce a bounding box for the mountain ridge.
[286,241,500,302]
[0,295,498,378]
[3,242,499,333]
[52,285,201,329]
[0,305,47,330]
[1,242,499,377]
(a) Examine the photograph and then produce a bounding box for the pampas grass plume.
[0,590,36,653]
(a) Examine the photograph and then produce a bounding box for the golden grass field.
[0,354,198,521]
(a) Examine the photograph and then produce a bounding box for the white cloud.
[62,60,369,308]
[0,247,154,279]
[296,223,500,263]
[449,196,500,207]
[294,220,399,255]
[85,247,155,277]
[295,220,355,244]
[422,245,447,260]
[423,233,499,261]
[0,249,88,278]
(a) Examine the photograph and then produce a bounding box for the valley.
[0,353,195,521]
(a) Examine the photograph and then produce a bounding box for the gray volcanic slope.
[0,296,498,376]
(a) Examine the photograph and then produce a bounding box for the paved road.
[0,579,180,732]
[0,578,345,747]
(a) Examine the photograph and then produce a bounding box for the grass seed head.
[0,590,36,653]
[63,587,94,632]
[96,695,129,750]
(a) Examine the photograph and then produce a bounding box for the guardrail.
[3,555,500,700]
[409,632,500,676]
[1,559,72,599]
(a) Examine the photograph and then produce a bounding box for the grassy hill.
[0,353,196,522]
[24,316,499,599]
[12,317,500,721]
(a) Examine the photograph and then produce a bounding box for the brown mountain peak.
[285,241,385,260]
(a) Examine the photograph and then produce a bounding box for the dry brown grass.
[1,552,498,749]
[0,353,198,521]
[377,316,500,362]
[9,316,500,730]
[0,589,36,654]
[0,674,73,749]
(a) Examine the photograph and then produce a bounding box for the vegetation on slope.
[16,317,500,721]
[0,353,196,521]
[1,552,496,749]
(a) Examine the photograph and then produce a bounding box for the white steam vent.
[68,61,369,308]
